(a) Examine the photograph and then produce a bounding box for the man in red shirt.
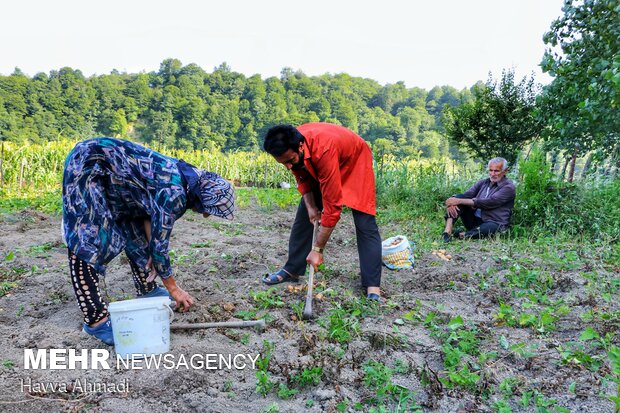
[262,123,382,301]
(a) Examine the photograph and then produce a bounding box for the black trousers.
[283,199,382,288]
[446,194,500,239]
[68,249,159,324]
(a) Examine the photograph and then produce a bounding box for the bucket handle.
[165,302,175,323]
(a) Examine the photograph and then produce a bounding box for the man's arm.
[445,179,483,208]
[305,150,343,270]
[445,197,475,207]
[303,191,320,224]
[313,149,343,233]
[461,180,484,199]
[473,183,515,210]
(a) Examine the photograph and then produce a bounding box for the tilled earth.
[0,204,617,412]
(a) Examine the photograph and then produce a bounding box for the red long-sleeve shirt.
[292,123,376,227]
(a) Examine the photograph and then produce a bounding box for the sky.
[1,0,565,90]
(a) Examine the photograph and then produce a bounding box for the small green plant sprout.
[292,366,323,388]
[580,326,614,351]
[362,360,421,411]
[393,358,410,374]
[492,398,513,413]
[498,376,521,397]
[28,242,54,256]
[319,306,360,344]
[251,287,285,310]
[277,383,298,400]
[235,309,258,321]
[255,341,275,397]
[557,342,603,372]
[289,300,304,320]
[335,398,348,413]
[0,282,17,297]
[259,402,279,413]
[607,346,620,413]
[4,251,15,261]
[519,390,569,413]
[255,371,273,397]
[401,299,424,323]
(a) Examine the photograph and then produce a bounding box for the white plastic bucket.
[108,296,174,358]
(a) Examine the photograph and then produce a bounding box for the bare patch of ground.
[0,204,616,412]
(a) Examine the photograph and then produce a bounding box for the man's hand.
[169,287,195,312]
[306,250,323,271]
[445,197,462,207]
[307,206,321,224]
[447,205,460,218]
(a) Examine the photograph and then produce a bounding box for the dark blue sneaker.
[367,293,382,303]
[83,319,114,345]
[140,286,171,299]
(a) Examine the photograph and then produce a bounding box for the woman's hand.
[169,287,195,312]
[145,256,157,283]
[161,276,194,312]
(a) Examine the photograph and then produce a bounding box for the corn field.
[0,140,293,194]
[0,140,473,211]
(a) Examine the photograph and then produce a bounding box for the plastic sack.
[381,235,415,270]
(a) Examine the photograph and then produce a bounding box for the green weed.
[520,390,569,413]
[277,383,298,400]
[362,360,421,412]
[251,288,284,310]
[255,341,274,397]
[607,346,620,413]
[320,306,360,344]
[292,367,323,388]
[0,281,17,297]
[259,402,279,413]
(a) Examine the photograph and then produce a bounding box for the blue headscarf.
[177,160,235,220]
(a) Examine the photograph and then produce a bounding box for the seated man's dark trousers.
[283,189,382,289]
[445,194,501,239]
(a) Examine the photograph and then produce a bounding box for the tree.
[443,70,541,165]
[539,0,620,166]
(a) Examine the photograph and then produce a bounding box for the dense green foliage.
[375,150,619,243]
[539,0,620,159]
[443,70,541,165]
[0,60,471,159]
[1,140,616,242]
[513,149,620,239]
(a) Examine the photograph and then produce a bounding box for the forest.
[0,60,470,161]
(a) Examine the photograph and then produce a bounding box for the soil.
[0,204,616,412]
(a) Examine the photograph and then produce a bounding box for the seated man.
[442,157,515,242]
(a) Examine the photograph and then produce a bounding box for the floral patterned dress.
[62,137,188,279]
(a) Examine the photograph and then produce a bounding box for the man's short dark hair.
[263,125,305,156]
